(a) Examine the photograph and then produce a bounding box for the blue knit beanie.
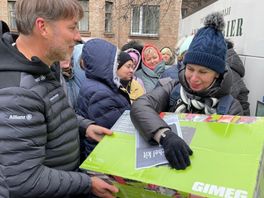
[183,12,227,74]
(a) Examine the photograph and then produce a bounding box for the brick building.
[0,0,182,50]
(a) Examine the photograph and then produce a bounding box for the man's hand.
[91,177,119,198]
[160,130,193,170]
[86,124,113,142]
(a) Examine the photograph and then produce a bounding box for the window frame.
[78,0,89,33]
[181,0,217,19]
[130,4,160,37]
[7,0,17,31]
[104,1,113,34]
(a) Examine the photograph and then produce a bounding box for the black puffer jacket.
[0,38,91,197]
[0,168,9,198]
[227,48,250,115]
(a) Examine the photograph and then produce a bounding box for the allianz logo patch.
[192,181,248,198]
[9,114,33,120]
[35,75,46,82]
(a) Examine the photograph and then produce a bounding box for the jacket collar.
[0,38,50,75]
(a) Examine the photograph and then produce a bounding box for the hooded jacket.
[0,38,91,197]
[63,44,86,109]
[131,65,243,143]
[0,168,9,198]
[160,63,179,81]
[76,38,131,129]
[227,48,250,115]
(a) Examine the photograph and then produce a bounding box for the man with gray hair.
[0,0,118,197]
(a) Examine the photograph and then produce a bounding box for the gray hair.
[15,0,83,35]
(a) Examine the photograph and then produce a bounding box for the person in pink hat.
[135,44,166,92]
[124,48,145,101]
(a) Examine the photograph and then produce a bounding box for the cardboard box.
[80,112,264,198]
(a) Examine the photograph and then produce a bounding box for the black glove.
[160,130,193,170]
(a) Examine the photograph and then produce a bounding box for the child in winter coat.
[76,38,131,156]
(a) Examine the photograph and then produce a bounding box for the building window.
[8,1,16,30]
[105,1,113,33]
[181,0,217,18]
[182,8,188,18]
[131,5,160,36]
[78,0,89,32]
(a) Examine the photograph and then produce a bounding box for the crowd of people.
[0,0,250,197]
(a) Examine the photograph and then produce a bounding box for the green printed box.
[80,113,264,198]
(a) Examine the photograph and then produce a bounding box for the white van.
[179,0,264,115]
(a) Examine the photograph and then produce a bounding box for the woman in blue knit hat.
[130,12,243,171]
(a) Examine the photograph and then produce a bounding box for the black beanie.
[183,12,227,74]
[118,51,132,69]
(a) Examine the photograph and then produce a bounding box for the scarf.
[175,86,219,114]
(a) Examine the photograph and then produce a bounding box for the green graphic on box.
[80,113,264,198]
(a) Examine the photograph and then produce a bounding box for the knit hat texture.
[118,51,132,69]
[124,48,141,71]
[183,12,227,74]
[128,51,139,66]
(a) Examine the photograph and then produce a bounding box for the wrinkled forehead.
[186,63,218,73]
